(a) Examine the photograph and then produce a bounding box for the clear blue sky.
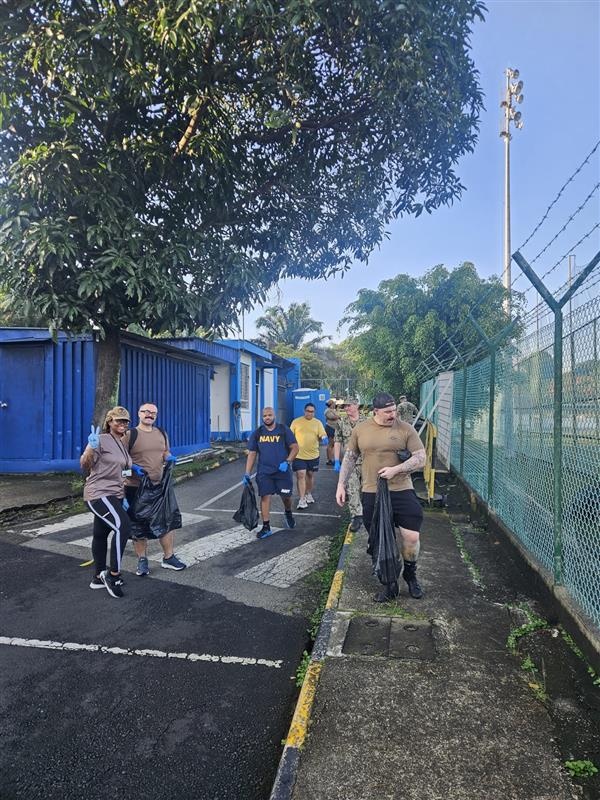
[240,0,600,343]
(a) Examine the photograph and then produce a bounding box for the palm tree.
[255,303,330,350]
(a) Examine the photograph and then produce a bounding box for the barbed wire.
[516,138,600,253]
[527,182,600,266]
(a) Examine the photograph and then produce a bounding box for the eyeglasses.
[140,410,157,416]
[114,418,130,425]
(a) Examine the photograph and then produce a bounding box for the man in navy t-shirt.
[243,407,299,539]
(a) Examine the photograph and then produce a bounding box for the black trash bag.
[368,477,402,586]
[132,462,182,540]
[233,481,259,531]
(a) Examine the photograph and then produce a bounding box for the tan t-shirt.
[83,433,132,501]
[123,427,169,485]
[347,418,424,493]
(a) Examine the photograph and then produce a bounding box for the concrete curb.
[269,526,354,800]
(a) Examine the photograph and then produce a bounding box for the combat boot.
[402,560,423,599]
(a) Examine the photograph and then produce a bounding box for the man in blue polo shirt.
[243,407,300,539]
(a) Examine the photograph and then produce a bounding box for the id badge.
[122,469,132,478]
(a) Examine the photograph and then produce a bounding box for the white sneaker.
[306,493,315,504]
[297,496,308,509]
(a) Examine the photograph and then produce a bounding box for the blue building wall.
[0,329,212,472]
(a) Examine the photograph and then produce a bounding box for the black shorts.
[256,470,293,497]
[325,425,335,439]
[361,489,423,533]
[292,457,320,473]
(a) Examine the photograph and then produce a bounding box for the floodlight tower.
[500,68,524,315]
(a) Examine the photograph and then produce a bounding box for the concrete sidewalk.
[272,506,592,800]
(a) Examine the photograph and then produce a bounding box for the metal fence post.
[512,249,600,585]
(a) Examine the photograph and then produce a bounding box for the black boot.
[374,581,399,603]
[349,515,363,532]
[403,560,423,599]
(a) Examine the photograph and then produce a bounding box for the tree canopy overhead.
[342,262,517,399]
[0,0,485,338]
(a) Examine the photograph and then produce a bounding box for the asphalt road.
[0,458,344,800]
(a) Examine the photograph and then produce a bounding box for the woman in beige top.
[80,406,133,599]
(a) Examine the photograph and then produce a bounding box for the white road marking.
[203,508,341,519]
[235,537,330,588]
[146,524,281,565]
[194,474,256,510]
[20,512,93,538]
[67,512,210,549]
[0,636,282,669]
[21,511,209,540]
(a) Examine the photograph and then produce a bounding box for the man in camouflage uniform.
[333,398,367,531]
[397,394,418,424]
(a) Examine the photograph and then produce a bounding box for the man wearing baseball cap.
[335,391,426,601]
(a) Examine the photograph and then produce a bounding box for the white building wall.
[240,353,252,432]
[435,371,454,469]
[263,369,275,409]
[210,366,231,434]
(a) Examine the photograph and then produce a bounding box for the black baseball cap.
[372,392,396,409]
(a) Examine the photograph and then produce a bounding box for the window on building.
[240,363,250,409]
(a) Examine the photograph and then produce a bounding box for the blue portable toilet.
[292,388,330,427]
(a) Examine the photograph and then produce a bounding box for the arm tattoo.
[397,448,426,474]
[339,450,358,486]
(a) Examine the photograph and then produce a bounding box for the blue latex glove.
[321,436,329,444]
[278,461,289,473]
[165,454,177,463]
[122,498,129,511]
[334,459,341,472]
[88,424,100,449]
[132,464,145,477]
[243,473,252,486]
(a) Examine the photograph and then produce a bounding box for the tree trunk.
[93,326,121,426]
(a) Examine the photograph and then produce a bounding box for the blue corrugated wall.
[0,330,211,472]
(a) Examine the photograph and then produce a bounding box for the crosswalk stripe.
[235,538,330,588]
[21,512,93,538]
[146,525,281,566]
[67,512,209,549]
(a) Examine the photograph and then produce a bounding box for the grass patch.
[564,759,598,779]
[305,522,347,640]
[507,603,550,704]
[352,605,428,621]
[559,627,600,688]
[295,650,310,687]
[506,604,548,654]
[451,524,484,587]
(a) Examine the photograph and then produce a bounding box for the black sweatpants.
[87,495,131,576]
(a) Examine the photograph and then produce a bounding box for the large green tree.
[0,0,485,421]
[342,262,518,399]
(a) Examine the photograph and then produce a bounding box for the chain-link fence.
[422,289,600,633]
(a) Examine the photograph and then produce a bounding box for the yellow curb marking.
[326,570,344,609]
[324,528,353,609]
[286,661,323,748]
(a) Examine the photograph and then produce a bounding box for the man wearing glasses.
[123,402,186,575]
[290,403,327,509]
